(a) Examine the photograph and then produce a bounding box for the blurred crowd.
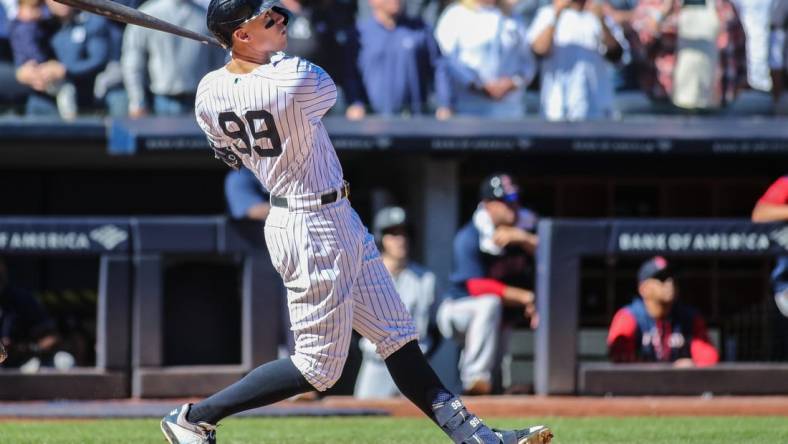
[1,0,788,119]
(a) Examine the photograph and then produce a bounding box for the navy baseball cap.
[638,256,673,283]
[479,173,519,204]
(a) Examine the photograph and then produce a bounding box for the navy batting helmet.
[207,0,286,48]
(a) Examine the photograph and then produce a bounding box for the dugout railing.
[0,217,285,400]
[535,218,788,395]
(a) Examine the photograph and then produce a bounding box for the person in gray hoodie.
[121,0,226,117]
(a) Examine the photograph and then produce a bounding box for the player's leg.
[161,357,313,443]
[437,295,503,394]
[350,232,552,443]
[162,207,362,443]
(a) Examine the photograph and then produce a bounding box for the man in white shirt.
[528,0,627,120]
[733,0,772,93]
[434,0,536,118]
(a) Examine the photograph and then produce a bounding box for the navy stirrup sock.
[384,341,499,443]
[187,357,312,425]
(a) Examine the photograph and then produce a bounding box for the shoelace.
[196,422,218,438]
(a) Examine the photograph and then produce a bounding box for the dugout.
[0,116,787,398]
[535,219,788,395]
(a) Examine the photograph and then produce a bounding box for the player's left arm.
[493,209,540,254]
[689,315,719,367]
[294,62,338,122]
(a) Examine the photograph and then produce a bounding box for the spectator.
[770,0,788,112]
[276,0,362,115]
[0,258,61,370]
[8,0,63,117]
[434,0,536,118]
[121,0,225,118]
[354,206,441,398]
[752,175,788,318]
[527,0,627,121]
[346,0,451,119]
[94,0,141,117]
[225,168,270,221]
[630,0,747,112]
[358,0,447,26]
[0,0,28,113]
[732,0,772,93]
[439,173,539,395]
[46,0,111,117]
[10,0,111,118]
[608,256,719,367]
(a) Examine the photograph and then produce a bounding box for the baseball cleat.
[494,425,553,444]
[160,403,217,444]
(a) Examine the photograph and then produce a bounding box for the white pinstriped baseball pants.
[264,197,418,391]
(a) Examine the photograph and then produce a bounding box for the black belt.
[270,182,350,209]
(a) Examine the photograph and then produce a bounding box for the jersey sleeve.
[466,278,507,297]
[607,308,638,362]
[689,315,719,367]
[195,77,242,170]
[292,61,338,121]
[758,176,788,205]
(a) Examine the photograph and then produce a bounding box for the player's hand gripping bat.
[53,0,223,48]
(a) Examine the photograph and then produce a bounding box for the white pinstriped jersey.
[195,53,343,197]
[194,52,418,391]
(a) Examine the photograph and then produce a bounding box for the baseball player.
[159,1,553,443]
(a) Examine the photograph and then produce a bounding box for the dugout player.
[607,257,719,367]
[354,206,442,399]
[159,1,552,443]
[752,175,788,317]
[440,173,539,395]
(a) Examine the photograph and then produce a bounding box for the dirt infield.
[315,395,788,417]
[2,396,786,419]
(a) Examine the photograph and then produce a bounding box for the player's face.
[239,7,289,52]
[381,226,409,260]
[641,277,676,305]
[656,278,676,304]
[484,200,518,227]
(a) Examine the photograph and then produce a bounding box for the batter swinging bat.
[53,0,223,47]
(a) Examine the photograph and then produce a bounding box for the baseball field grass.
[1,416,786,443]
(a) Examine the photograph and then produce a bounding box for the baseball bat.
[53,0,223,48]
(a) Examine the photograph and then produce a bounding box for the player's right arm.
[195,75,242,170]
[607,308,638,362]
